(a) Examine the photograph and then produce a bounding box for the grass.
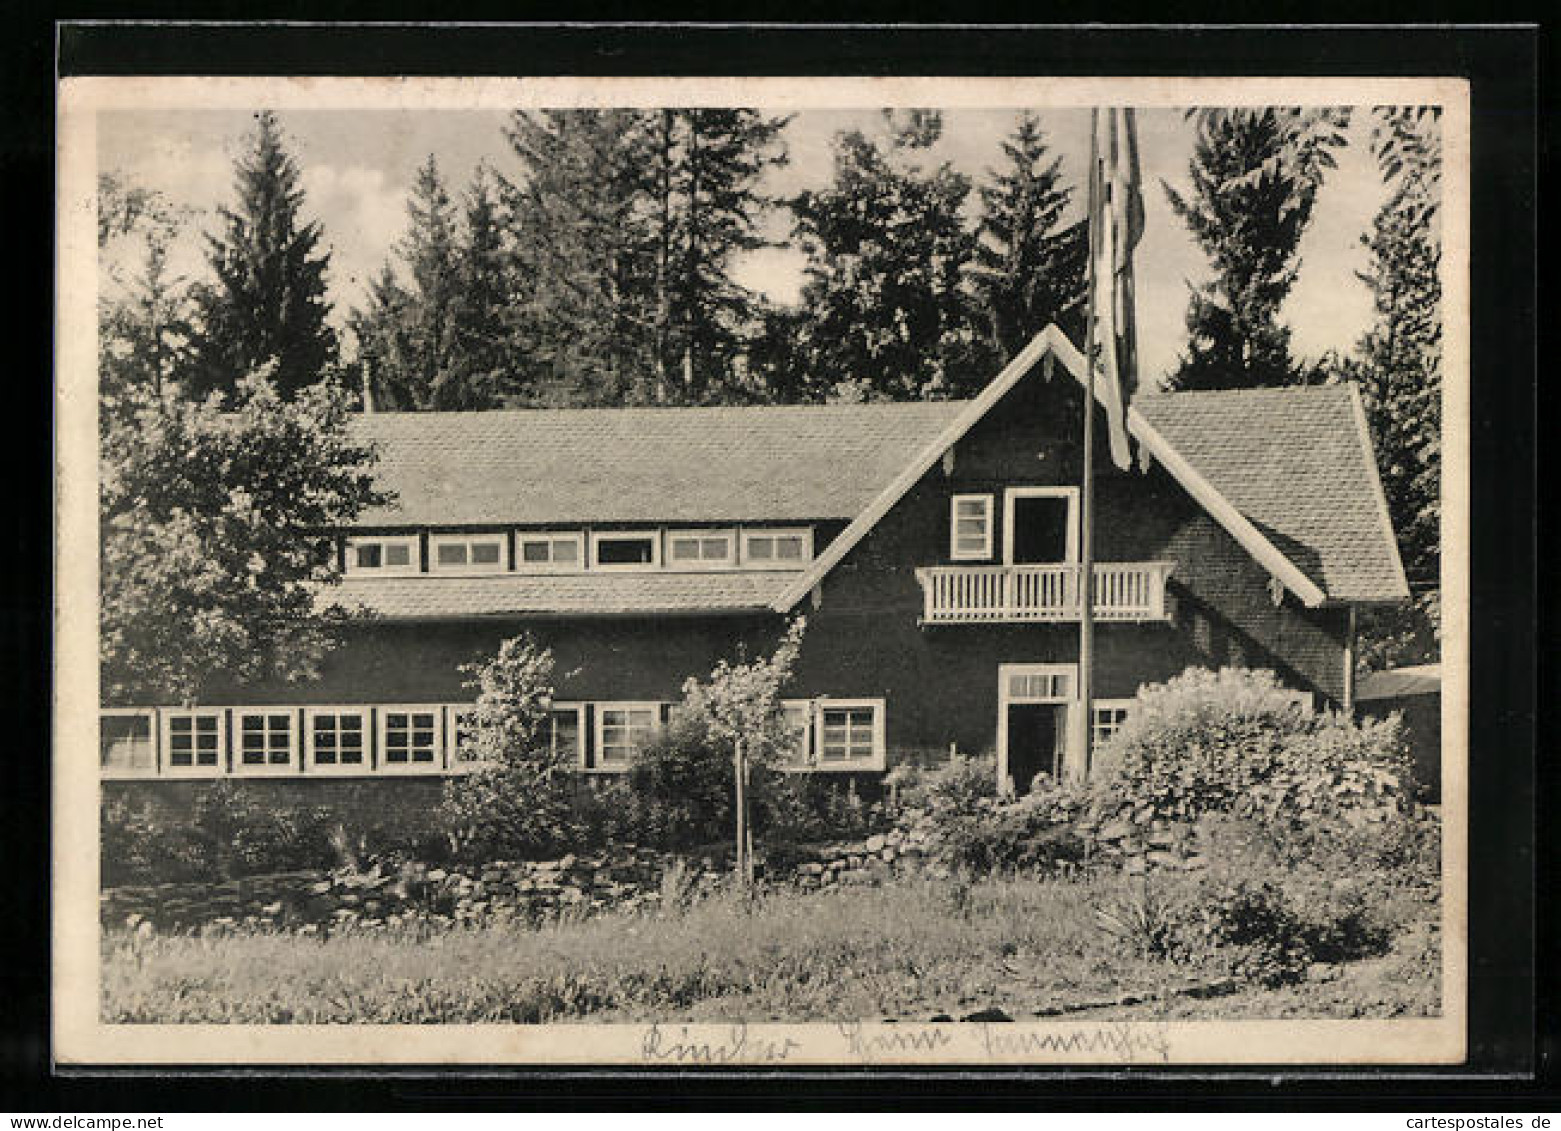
[101,872,1440,1024]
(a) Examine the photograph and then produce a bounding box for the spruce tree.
[970,112,1088,360]
[786,112,984,402]
[352,155,477,409]
[1163,108,1350,391]
[1351,108,1443,668]
[641,108,789,404]
[185,111,338,400]
[503,109,657,405]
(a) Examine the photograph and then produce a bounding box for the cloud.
[299,163,408,317]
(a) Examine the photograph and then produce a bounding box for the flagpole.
[1077,109,1101,782]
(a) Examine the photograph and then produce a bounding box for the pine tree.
[970,112,1088,360]
[1351,108,1442,669]
[185,111,338,400]
[1163,108,1350,391]
[785,113,985,402]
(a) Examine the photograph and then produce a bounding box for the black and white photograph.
[53,71,1468,1067]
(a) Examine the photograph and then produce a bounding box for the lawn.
[101,873,1440,1024]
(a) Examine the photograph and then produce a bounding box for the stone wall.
[101,802,1214,935]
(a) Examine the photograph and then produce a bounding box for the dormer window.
[430,533,506,574]
[517,531,583,572]
[741,528,812,568]
[591,530,661,570]
[668,529,735,569]
[347,535,419,576]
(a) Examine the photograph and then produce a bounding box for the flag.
[1088,108,1145,472]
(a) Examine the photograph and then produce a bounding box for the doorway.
[996,662,1078,795]
[1004,487,1079,564]
[1005,703,1065,794]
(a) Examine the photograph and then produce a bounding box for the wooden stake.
[1078,109,1102,783]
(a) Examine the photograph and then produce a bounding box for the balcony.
[914,561,1174,625]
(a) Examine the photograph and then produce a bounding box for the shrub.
[438,633,577,862]
[936,789,1089,877]
[1098,666,1412,824]
[758,774,876,844]
[900,751,998,814]
[1172,879,1314,987]
[625,712,733,849]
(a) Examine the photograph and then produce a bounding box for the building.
[100,327,1409,802]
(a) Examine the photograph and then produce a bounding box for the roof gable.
[775,326,1409,610]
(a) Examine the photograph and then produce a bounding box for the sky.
[98,105,1390,385]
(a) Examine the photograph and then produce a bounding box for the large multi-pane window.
[163,711,223,773]
[816,700,884,767]
[379,708,441,770]
[306,709,368,771]
[595,704,662,768]
[236,710,296,771]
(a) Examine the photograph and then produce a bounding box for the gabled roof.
[331,571,795,620]
[1357,664,1440,701]
[335,325,1409,620]
[350,401,962,527]
[775,325,1409,610]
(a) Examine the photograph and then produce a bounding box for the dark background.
[2,16,1543,1110]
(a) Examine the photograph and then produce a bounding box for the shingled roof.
[338,328,1408,616]
[349,401,963,527]
[1133,384,1409,604]
[331,571,795,620]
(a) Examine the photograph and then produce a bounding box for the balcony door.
[1004,487,1079,565]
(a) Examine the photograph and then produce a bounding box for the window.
[429,533,506,574]
[741,528,812,569]
[516,532,583,572]
[668,529,735,569]
[594,703,662,769]
[816,700,885,769]
[950,494,994,560]
[591,531,660,570]
[780,699,814,767]
[235,710,297,773]
[305,708,368,772]
[1007,669,1074,702]
[379,707,442,771]
[163,710,224,774]
[346,535,419,576]
[549,704,585,765]
[1091,700,1133,747]
[101,709,155,775]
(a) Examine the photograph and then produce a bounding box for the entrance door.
[1006,703,1064,794]
[1005,488,1078,564]
[997,663,1078,794]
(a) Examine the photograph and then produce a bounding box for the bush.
[758,774,876,844]
[438,632,580,862]
[1098,666,1412,824]
[898,751,998,814]
[101,782,380,885]
[936,786,1089,877]
[625,712,734,848]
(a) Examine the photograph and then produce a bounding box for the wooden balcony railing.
[914,561,1174,625]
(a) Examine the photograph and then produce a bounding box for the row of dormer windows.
[343,526,814,578]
